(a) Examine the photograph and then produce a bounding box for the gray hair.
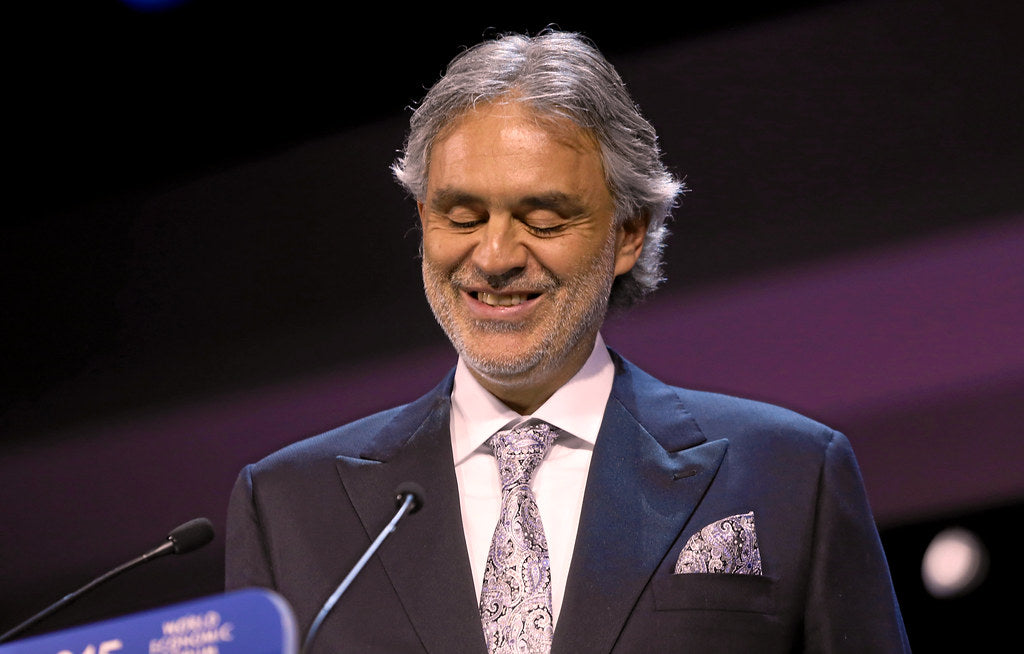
[392,30,685,308]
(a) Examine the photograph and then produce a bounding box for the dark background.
[3,0,1022,649]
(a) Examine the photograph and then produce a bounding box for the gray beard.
[421,232,617,383]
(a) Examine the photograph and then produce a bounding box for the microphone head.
[394,482,425,514]
[168,517,215,554]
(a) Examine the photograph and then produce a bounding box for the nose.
[470,214,528,281]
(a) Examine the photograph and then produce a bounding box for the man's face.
[418,101,644,404]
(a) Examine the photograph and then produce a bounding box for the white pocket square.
[674,511,763,575]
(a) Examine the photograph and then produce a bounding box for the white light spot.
[921,527,988,598]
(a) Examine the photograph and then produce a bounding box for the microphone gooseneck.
[301,483,425,654]
[0,518,216,644]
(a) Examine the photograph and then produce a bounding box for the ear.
[613,214,648,276]
[416,200,427,225]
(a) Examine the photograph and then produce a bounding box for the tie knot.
[489,420,557,488]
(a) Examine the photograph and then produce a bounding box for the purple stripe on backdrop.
[1,347,457,578]
[606,215,1024,419]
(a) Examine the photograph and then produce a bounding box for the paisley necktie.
[479,419,557,654]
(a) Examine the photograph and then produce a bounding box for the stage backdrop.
[3,0,1022,649]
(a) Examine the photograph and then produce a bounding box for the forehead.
[426,102,608,199]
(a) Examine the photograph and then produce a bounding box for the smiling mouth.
[472,291,541,307]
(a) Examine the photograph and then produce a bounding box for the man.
[226,31,910,652]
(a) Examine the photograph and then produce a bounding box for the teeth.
[477,292,530,307]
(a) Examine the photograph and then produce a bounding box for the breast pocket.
[652,573,776,614]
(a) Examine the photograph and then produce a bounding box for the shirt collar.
[450,334,615,464]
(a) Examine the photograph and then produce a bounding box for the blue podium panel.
[0,589,296,654]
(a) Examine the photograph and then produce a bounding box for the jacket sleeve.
[803,431,911,652]
[225,464,277,592]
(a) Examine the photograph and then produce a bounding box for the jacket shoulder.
[612,350,839,448]
[673,386,837,442]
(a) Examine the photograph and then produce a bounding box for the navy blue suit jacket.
[226,352,910,652]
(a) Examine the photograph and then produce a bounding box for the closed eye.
[445,207,487,229]
[521,221,566,236]
[515,194,584,236]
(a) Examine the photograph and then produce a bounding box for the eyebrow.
[428,188,484,213]
[429,187,586,217]
[518,192,587,216]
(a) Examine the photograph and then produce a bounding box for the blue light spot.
[121,0,190,12]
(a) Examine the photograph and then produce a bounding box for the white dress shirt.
[450,334,614,627]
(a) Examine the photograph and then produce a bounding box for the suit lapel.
[552,356,728,653]
[334,378,488,654]
[325,353,726,653]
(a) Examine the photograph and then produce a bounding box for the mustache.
[449,265,560,293]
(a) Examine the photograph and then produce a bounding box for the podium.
[0,589,296,654]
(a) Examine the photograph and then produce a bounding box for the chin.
[455,332,550,382]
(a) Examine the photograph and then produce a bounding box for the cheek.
[534,237,611,279]
[422,233,460,267]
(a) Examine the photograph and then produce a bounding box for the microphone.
[394,481,425,515]
[0,517,215,644]
[301,483,425,654]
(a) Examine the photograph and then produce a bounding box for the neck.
[468,337,597,415]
